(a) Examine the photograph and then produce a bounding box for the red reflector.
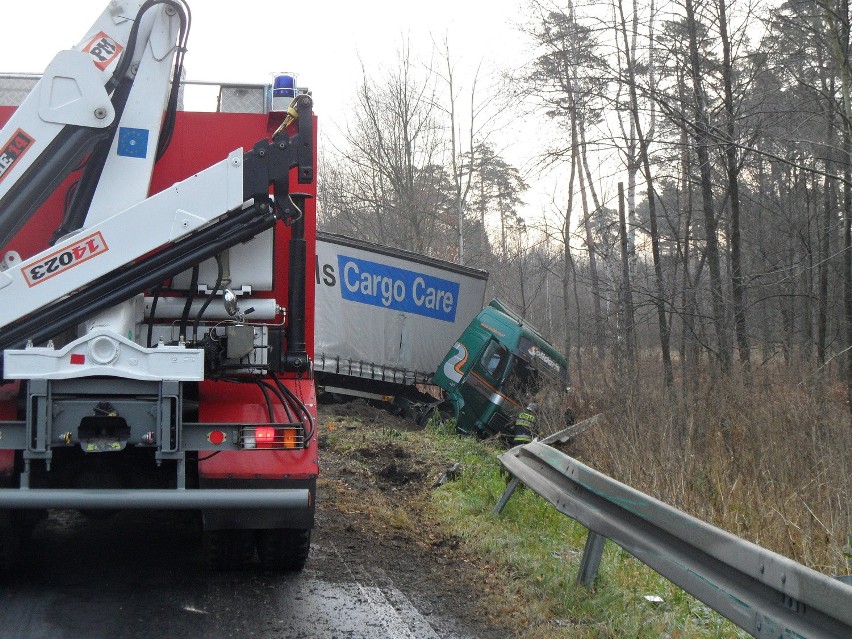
[70,354,85,365]
[208,430,226,445]
[255,426,276,448]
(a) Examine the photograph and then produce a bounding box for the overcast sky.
[4,1,524,125]
[3,1,565,221]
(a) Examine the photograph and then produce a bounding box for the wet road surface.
[0,510,482,639]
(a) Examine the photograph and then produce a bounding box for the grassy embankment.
[320,368,850,639]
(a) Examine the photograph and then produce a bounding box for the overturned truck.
[312,234,568,437]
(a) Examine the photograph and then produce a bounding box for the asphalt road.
[0,509,482,639]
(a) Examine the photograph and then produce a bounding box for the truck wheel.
[17,510,45,542]
[414,403,436,427]
[0,512,20,575]
[205,529,255,570]
[257,528,310,572]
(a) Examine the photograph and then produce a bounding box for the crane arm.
[0,1,189,248]
[0,93,313,360]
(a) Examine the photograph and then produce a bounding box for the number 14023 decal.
[23,231,109,288]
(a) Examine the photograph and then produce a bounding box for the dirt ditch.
[316,401,513,638]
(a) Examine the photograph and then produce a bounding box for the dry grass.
[320,402,754,637]
[317,363,849,637]
[557,360,852,574]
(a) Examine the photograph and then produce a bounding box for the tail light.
[239,424,305,450]
[255,426,276,447]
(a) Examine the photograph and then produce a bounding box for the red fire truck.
[0,0,317,571]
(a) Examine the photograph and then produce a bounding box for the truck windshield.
[502,357,541,403]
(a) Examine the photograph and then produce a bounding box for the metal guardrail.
[495,437,852,639]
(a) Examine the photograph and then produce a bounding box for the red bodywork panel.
[197,379,318,479]
[0,382,17,475]
[0,105,318,483]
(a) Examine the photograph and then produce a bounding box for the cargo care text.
[316,254,460,322]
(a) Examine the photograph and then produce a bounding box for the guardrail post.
[493,475,521,515]
[576,530,606,587]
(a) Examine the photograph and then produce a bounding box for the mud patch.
[377,461,425,486]
[318,403,512,638]
[355,443,410,460]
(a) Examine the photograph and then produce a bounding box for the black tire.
[414,403,437,427]
[257,528,310,572]
[0,512,21,575]
[18,509,45,542]
[205,529,256,570]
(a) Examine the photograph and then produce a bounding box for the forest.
[318,0,852,573]
[319,0,850,402]
[318,0,850,573]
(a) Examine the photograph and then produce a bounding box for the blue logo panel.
[337,255,460,322]
[117,127,149,158]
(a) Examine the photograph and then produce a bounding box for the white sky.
[3,1,525,129]
[3,0,565,224]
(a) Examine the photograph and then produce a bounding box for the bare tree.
[820,0,852,412]
[718,0,752,371]
[434,38,485,265]
[618,182,638,370]
[325,42,453,255]
[618,0,674,387]
[683,0,732,372]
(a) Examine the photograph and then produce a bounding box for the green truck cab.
[433,299,568,438]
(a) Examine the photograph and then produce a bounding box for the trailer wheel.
[205,529,255,570]
[257,528,310,572]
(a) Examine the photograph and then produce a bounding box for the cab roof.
[477,299,567,381]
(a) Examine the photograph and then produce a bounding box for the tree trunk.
[677,108,699,395]
[579,128,611,359]
[618,0,673,387]
[618,183,637,372]
[845,132,852,413]
[718,0,750,372]
[818,85,836,365]
[823,0,852,411]
[842,3,852,412]
[685,0,732,372]
[562,132,578,387]
[578,136,605,360]
[803,175,815,362]
[572,264,586,391]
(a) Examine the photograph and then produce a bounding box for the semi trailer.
[313,231,487,409]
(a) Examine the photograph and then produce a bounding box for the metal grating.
[0,76,38,106]
[315,353,431,385]
[217,85,269,113]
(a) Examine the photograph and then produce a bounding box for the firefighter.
[512,402,538,445]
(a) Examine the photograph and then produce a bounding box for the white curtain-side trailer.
[314,232,487,411]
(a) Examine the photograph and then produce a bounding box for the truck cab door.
[454,339,521,436]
